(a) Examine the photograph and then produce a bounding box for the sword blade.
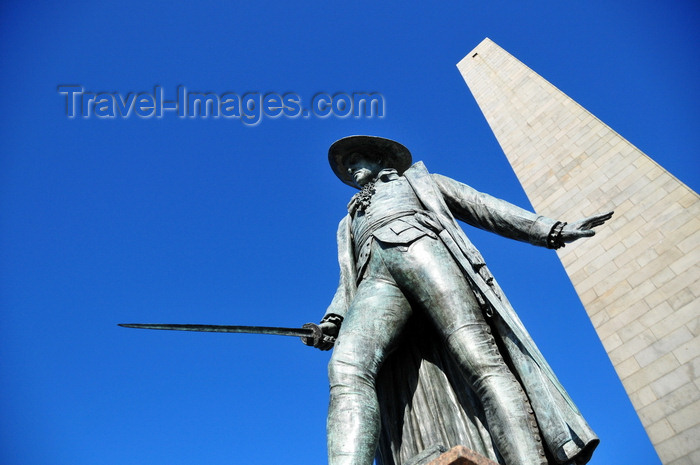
[118,323,313,338]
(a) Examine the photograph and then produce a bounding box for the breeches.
[328,235,508,397]
[326,235,538,464]
[328,236,547,465]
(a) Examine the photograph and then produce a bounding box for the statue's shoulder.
[406,163,458,188]
[404,161,430,179]
[405,161,449,187]
[407,160,428,172]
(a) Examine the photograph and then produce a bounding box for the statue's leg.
[380,237,547,465]
[327,250,412,465]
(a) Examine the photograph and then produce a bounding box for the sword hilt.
[300,322,336,348]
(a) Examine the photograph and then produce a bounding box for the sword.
[118,322,335,347]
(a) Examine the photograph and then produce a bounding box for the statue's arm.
[323,215,355,319]
[432,174,612,248]
[433,173,556,247]
[313,215,356,351]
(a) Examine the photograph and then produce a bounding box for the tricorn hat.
[328,135,412,187]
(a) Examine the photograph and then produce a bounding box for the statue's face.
[347,153,383,187]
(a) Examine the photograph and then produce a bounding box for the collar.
[346,168,398,216]
[376,168,399,182]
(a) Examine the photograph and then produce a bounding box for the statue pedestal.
[426,446,499,465]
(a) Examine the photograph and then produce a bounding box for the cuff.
[321,313,344,326]
[546,221,567,249]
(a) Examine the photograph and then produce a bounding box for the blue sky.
[1,1,698,464]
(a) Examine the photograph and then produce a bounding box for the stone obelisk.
[458,38,699,465]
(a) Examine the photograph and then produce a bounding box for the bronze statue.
[312,135,612,465]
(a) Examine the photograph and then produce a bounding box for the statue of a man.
[311,136,612,465]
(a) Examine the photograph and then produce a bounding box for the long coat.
[324,162,598,465]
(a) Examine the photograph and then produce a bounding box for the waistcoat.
[351,172,433,276]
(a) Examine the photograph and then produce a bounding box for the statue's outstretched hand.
[561,211,614,244]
